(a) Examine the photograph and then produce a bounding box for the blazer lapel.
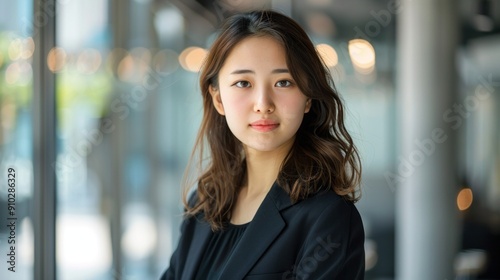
[219,182,293,279]
[181,216,212,280]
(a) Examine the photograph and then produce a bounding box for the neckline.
[228,221,251,228]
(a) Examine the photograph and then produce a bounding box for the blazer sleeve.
[295,199,365,280]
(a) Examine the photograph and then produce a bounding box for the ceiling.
[163,0,500,46]
[158,0,499,79]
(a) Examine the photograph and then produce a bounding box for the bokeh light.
[8,38,22,60]
[316,43,338,68]
[457,188,473,211]
[179,47,207,72]
[5,61,33,85]
[21,37,35,59]
[76,48,102,74]
[47,47,67,72]
[348,39,376,74]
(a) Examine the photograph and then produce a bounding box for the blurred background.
[0,0,499,279]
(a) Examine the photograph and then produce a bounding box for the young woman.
[161,10,364,280]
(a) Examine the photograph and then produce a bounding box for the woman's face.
[210,36,311,156]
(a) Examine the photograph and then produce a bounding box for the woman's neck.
[230,141,293,225]
[243,142,292,198]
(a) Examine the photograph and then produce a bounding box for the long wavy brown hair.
[183,10,361,231]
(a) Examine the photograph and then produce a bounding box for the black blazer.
[160,182,365,280]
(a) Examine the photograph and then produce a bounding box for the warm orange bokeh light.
[179,47,207,72]
[457,188,473,211]
[316,43,338,68]
[47,47,67,72]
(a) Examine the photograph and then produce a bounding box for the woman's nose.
[253,86,275,113]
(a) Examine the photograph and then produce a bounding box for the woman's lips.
[250,120,279,132]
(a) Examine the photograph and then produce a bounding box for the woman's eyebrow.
[272,68,289,74]
[230,69,254,74]
[230,68,290,74]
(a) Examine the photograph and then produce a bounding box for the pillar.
[396,0,460,279]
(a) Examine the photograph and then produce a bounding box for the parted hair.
[183,10,361,231]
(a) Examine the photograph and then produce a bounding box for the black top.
[194,222,249,280]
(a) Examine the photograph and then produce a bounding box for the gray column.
[396,0,460,279]
[108,0,130,277]
[32,0,57,279]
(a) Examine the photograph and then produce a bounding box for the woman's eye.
[276,80,292,87]
[234,81,251,88]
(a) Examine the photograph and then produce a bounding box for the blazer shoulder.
[291,190,365,279]
[287,189,363,235]
[299,189,356,215]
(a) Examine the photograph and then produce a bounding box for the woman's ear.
[209,85,225,115]
[304,98,312,113]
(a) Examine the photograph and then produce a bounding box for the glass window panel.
[54,0,114,279]
[53,0,196,279]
